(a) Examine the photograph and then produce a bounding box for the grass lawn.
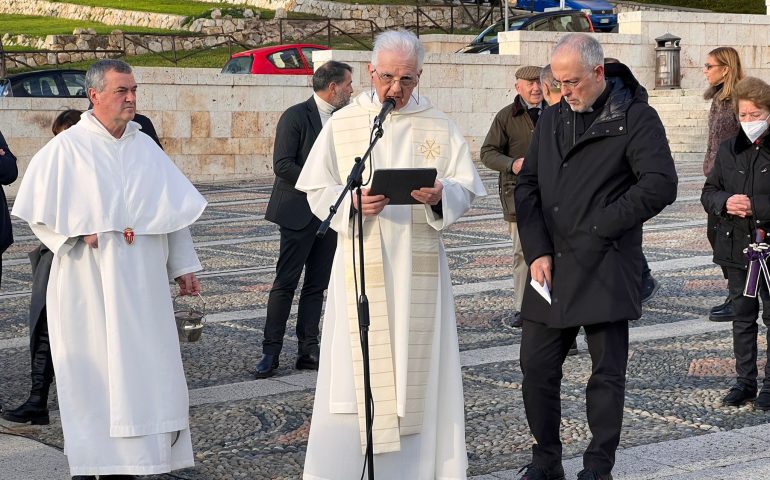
[0,15,186,37]
[42,0,308,19]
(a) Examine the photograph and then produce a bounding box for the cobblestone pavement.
[2,158,769,480]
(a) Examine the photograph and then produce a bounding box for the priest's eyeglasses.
[374,70,418,88]
[551,66,598,91]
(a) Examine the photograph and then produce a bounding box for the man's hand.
[726,194,752,218]
[83,234,98,248]
[512,157,524,175]
[352,188,390,217]
[411,180,443,206]
[176,273,201,296]
[530,255,553,290]
[0,148,5,156]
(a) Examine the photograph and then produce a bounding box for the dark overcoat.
[480,95,538,222]
[701,131,770,269]
[265,96,321,230]
[515,64,678,328]
[0,131,18,257]
[28,244,53,341]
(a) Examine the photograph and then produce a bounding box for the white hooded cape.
[296,92,486,480]
[12,112,207,476]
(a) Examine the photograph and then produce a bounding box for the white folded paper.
[530,278,551,304]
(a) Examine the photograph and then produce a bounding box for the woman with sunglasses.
[703,47,745,322]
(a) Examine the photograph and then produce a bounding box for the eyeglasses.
[704,63,725,70]
[373,70,418,88]
[550,67,597,91]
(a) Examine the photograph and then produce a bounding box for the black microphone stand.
[317,123,384,480]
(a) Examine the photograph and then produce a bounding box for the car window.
[62,72,85,96]
[268,49,303,70]
[571,14,591,32]
[527,19,551,31]
[222,56,253,74]
[300,47,323,70]
[20,74,60,97]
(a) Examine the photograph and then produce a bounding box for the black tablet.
[369,168,438,205]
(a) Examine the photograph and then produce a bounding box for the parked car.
[221,44,329,75]
[456,10,593,54]
[0,69,86,98]
[515,0,617,32]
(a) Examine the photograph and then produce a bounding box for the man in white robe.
[297,30,485,480]
[12,59,206,479]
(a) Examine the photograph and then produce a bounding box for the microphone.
[373,98,397,127]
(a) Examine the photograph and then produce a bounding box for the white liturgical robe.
[296,92,486,479]
[12,111,207,476]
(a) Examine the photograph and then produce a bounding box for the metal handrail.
[278,18,381,49]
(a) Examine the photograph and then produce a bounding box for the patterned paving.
[2,160,768,479]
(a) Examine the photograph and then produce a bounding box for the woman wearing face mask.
[701,76,770,409]
[703,47,745,322]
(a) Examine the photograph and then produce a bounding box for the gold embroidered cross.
[419,139,440,160]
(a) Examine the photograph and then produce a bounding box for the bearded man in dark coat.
[514,34,678,480]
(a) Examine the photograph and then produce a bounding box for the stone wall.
[609,1,709,14]
[498,11,770,90]
[0,0,188,30]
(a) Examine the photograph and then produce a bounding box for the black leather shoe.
[296,353,319,370]
[567,339,579,356]
[255,354,279,379]
[723,383,757,406]
[71,476,97,480]
[640,274,660,304]
[510,312,523,328]
[577,469,613,480]
[709,300,736,322]
[710,298,729,314]
[517,463,565,480]
[0,395,50,425]
[755,388,770,411]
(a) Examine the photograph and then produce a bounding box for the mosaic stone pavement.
[2,158,770,479]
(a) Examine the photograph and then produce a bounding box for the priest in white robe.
[297,29,486,480]
[11,60,206,479]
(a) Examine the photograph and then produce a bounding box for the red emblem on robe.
[123,228,135,245]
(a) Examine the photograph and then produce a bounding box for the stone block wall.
[609,1,709,14]
[498,11,770,90]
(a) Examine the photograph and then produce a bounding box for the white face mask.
[741,116,770,143]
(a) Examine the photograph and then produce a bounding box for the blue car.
[517,0,617,32]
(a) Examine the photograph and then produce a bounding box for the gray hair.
[552,33,604,71]
[312,60,352,92]
[540,64,554,86]
[371,29,425,70]
[86,59,132,92]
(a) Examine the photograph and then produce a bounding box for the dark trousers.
[521,319,629,475]
[726,267,770,389]
[29,308,54,397]
[262,218,337,356]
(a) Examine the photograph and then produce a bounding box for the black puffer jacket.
[515,63,678,328]
[701,130,770,269]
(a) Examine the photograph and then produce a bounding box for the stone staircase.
[647,88,709,163]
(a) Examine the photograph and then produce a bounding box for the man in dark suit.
[256,60,354,378]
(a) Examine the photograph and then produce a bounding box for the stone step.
[666,133,707,144]
[669,142,706,153]
[673,152,706,163]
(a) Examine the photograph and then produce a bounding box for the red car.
[221,44,329,75]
